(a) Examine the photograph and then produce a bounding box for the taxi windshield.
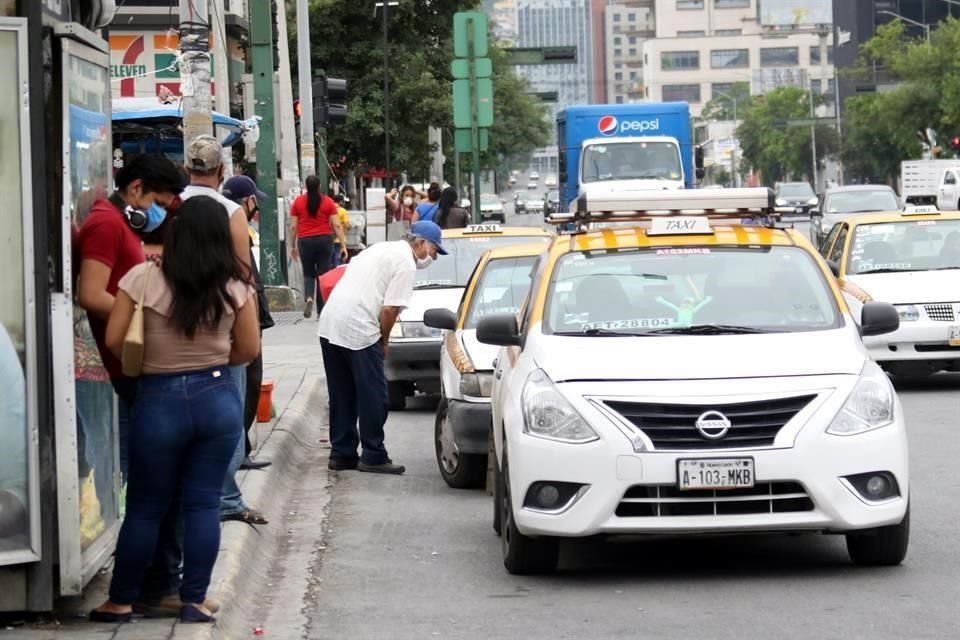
[581,141,682,183]
[544,246,841,335]
[464,256,538,329]
[847,219,960,274]
[415,235,549,288]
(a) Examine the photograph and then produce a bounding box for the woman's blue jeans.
[108,367,241,606]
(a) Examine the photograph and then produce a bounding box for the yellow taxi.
[477,189,909,574]
[385,224,553,409]
[423,242,548,488]
[817,207,960,377]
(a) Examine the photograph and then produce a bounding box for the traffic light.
[311,74,349,129]
[293,99,302,120]
[951,135,960,152]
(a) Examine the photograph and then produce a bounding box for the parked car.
[811,185,900,246]
[774,181,818,216]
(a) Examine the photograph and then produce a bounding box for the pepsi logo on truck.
[598,115,661,137]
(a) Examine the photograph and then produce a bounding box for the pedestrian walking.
[222,175,276,471]
[386,184,419,223]
[318,221,447,475]
[331,193,352,268]
[436,187,470,229]
[90,196,260,624]
[75,154,186,610]
[180,135,267,527]
[290,175,348,318]
[415,182,442,222]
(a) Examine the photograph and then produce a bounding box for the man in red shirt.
[76,153,185,613]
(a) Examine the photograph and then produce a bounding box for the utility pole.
[809,77,819,191]
[250,0,281,286]
[296,0,315,179]
[210,0,233,174]
[375,2,398,184]
[820,29,842,185]
[179,0,212,147]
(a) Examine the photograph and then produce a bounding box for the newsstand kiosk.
[0,1,121,611]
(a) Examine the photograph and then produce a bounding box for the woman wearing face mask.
[317,221,446,475]
[386,185,419,224]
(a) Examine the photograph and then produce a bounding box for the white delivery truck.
[900,159,960,207]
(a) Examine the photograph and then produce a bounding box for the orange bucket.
[257,380,275,423]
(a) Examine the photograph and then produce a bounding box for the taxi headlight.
[807,197,819,205]
[460,372,495,397]
[895,304,920,322]
[775,198,787,206]
[521,369,599,444]
[827,362,895,436]
[399,322,440,339]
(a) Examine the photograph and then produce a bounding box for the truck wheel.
[846,505,910,567]
[388,382,407,411]
[435,400,487,489]
[500,456,558,575]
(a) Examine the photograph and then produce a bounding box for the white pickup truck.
[900,160,960,208]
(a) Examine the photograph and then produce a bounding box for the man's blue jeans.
[220,366,248,516]
[319,338,390,465]
[109,367,241,605]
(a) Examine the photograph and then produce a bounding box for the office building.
[605,0,655,103]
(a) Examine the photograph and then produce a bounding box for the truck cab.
[936,167,960,211]
[578,136,685,198]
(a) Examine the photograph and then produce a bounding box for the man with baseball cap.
[318,221,447,475]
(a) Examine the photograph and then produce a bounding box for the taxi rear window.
[543,246,841,335]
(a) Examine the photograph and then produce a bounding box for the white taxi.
[820,208,960,377]
[478,189,909,574]
[385,224,553,409]
[423,243,547,488]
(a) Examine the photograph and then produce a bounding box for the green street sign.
[453,11,488,58]
[453,78,494,129]
[504,46,577,66]
[452,57,492,79]
[455,128,488,153]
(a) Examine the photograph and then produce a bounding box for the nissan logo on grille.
[695,411,732,440]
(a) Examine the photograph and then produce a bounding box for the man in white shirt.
[318,221,446,474]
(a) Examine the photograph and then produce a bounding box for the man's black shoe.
[358,461,406,475]
[328,458,359,471]
[240,457,271,471]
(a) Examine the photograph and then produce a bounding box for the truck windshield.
[581,141,682,183]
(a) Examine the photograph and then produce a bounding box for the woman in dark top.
[436,186,470,229]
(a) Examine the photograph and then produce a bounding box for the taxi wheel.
[434,400,486,489]
[500,455,558,575]
[388,382,407,411]
[846,504,910,567]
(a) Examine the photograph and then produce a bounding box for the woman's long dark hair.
[437,186,459,228]
[305,175,321,217]
[162,196,249,338]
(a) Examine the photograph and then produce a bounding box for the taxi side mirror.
[477,314,523,347]
[860,302,900,337]
[424,308,457,331]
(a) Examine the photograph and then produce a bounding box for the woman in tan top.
[91,196,259,624]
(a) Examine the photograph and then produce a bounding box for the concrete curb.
[174,371,329,640]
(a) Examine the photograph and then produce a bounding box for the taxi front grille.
[615,482,814,517]
[605,395,815,450]
[924,304,956,322]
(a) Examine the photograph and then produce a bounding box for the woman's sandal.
[89,609,132,623]
[220,508,268,525]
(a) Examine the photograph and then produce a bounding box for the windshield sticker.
[416,279,454,286]
[656,248,711,255]
[555,282,574,292]
[580,318,674,331]
[468,237,493,243]
[656,295,713,328]
[474,306,521,317]
[862,224,894,235]
[857,262,912,272]
[917,220,937,226]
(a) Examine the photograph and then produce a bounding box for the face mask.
[416,254,434,270]
[403,197,414,207]
[143,202,168,233]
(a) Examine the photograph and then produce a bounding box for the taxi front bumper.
[864,320,960,366]
[505,408,908,539]
[448,399,492,455]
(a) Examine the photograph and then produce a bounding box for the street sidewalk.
[3,317,327,640]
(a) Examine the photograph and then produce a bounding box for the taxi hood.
[845,270,959,305]
[398,288,464,323]
[533,329,865,381]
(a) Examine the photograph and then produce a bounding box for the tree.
[736,86,837,184]
[700,82,750,122]
[298,0,549,182]
[840,17,960,182]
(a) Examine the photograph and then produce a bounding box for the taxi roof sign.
[547,188,777,228]
[464,223,503,234]
[902,205,940,216]
[647,217,713,236]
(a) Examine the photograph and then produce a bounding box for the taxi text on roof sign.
[464,224,503,234]
[902,205,940,216]
[647,217,713,236]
